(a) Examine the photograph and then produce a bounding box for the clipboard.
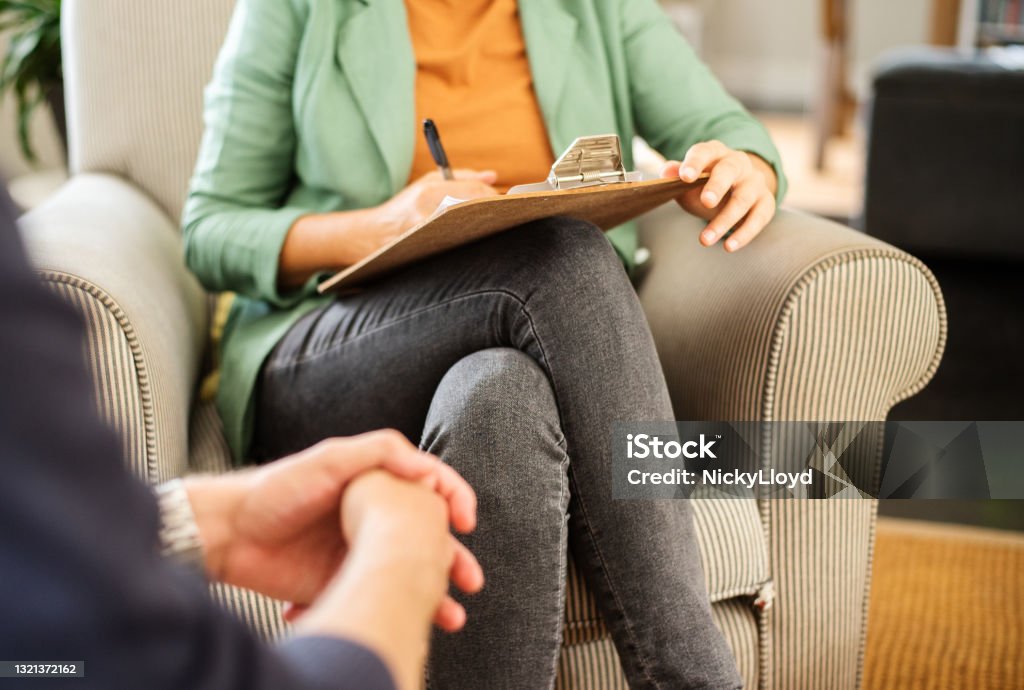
[318,135,706,293]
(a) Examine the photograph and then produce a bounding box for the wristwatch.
[154,478,206,571]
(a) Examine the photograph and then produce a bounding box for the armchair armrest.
[638,205,946,422]
[20,174,207,483]
[637,205,946,690]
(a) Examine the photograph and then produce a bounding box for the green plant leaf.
[6,28,45,71]
[0,10,43,26]
[14,81,43,161]
[0,1,51,13]
[0,0,61,164]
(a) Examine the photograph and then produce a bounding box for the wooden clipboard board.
[318,176,699,293]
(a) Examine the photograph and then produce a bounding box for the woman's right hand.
[279,169,498,288]
[373,169,500,239]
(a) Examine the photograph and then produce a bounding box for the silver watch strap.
[154,479,206,571]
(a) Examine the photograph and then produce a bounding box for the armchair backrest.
[62,0,235,223]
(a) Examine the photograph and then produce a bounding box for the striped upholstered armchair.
[22,1,945,688]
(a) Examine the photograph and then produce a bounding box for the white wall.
[681,0,931,110]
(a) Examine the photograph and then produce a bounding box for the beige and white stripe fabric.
[23,174,209,484]
[42,277,149,478]
[763,252,944,690]
[712,599,762,690]
[61,0,234,223]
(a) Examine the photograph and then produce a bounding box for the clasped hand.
[183,430,484,633]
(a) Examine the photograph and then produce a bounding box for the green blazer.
[183,0,787,461]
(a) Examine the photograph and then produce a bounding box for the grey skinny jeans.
[253,217,742,689]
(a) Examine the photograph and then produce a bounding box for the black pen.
[423,118,454,180]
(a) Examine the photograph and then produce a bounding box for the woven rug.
[862,518,1024,690]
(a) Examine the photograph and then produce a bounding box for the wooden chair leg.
[815,0,853,171]
[814,38,842,171]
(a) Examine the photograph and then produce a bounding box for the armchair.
[22,2,945,688]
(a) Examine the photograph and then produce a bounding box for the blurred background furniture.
[958,0,1024,48]
[931,0,965,45]
[931,0,1024,50]
[22,1,945,688]
[815,0,857,170]
[865,46,1024,422]
[864,45,1024,538]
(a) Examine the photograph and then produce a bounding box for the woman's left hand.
[662,141,779,252]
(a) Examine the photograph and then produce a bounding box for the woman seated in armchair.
[183,0,785,687]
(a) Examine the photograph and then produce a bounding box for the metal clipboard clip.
[507,134,648,194]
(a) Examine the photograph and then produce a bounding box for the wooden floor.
[863,518,1024,690]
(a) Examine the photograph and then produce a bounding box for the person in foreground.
[0,184,482,690]
[185,0,787,687]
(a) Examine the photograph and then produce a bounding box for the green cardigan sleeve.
[620,0,788,203]
[181,0,319,307]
